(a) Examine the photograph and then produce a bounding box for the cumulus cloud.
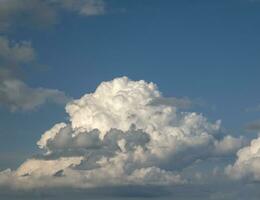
[226,135,260,181]
[0,76,246,189]
[0,36,70,111]
[0,0,106,32]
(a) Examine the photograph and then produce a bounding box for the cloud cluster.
[0,77,246,189]
[0,36,70,111]
[0,0,106,32]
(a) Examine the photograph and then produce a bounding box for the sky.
[0,0,260,199]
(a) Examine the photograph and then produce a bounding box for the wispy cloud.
[245,119,260,132]
[0,0,107,32]
[0,77,70,111]
[52,0,106,16]
[0,36,70,111]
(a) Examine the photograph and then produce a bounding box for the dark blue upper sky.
[1,0,260,170]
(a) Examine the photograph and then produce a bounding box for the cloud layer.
[0,77,246,190]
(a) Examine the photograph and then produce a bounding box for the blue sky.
[0,0,260,199]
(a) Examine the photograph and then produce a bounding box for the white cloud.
[16,157,83,177]
[37,123,67,150]
[129,167,185,186]
[226,135,260,181]
[0,76,245,189]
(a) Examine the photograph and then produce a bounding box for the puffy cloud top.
[66,77,161,137]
